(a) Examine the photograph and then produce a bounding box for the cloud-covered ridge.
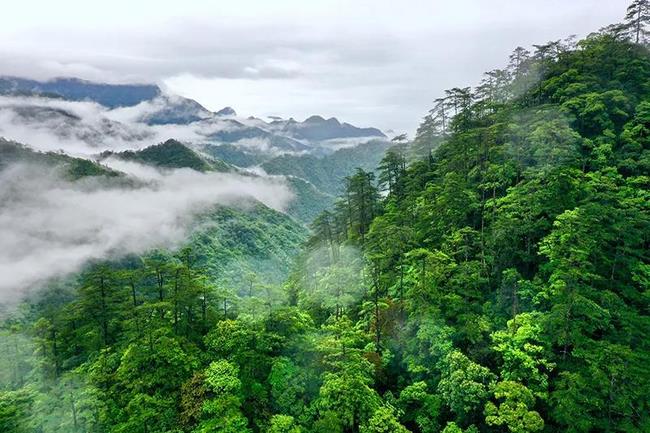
[0,161,293,303]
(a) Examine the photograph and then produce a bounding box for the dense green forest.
[2,3,650,433]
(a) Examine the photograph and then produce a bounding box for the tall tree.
[625,0,650,43]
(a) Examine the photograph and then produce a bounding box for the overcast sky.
[0,0,629,133]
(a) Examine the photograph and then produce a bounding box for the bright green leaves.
[484,381,544,433]
[268,357,309,420]
[505,108,583,175]
[0,389,32,433]
[440,421,478,433]
[416,173,479,245]
[267,415,302,433]
[360,406,412,433]
[397,381,441,433]
[561,90,632,138]
[204,360,242,395]
[619,100,650,175]
[313,317,382,431]
[194,360,251,433]
[491,313,554,399]
[116,335,197,395]
[437,351,496,424]
[315,369,381,432]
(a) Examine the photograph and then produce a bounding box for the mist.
[0,94,273,158]
[0,161,293,304]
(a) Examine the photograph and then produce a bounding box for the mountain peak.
[304,115,326,123]
[216,106,237,116]
[101,139,227,172]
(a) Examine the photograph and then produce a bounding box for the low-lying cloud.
[0,95,155,155]
[0,95,259,158]
[0,161,293,304]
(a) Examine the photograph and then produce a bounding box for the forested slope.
[297,27,650,433]
[0,139,123,180]
[1,6,649,433]
[261,140,392,195]
[100,139,234,172]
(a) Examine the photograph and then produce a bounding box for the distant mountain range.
[0,76,387,155]
[268,115,384,141]
[0,75,392,225]
[0,76,160,108]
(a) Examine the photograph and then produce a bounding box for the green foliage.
[484,381,544,433]
[491,313,555,398]
[440,422,478,433]
[268,357,308,419]
[0,139,122,180]
[3,6,650,433]
[360,406,411,433]
[437,351,496,424]
[268,415,302,433]
[103,139,232,172]
[0,389,32,433]
[194,360,251,433]
[397,382,441,433]
[262,140,391,196]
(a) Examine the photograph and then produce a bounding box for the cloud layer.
[0,94,277,157]
[0,161,293,303]
[0,0,626,133]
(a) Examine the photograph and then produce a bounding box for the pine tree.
[625,0,650,43]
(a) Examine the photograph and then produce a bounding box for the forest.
[1,2,649,433]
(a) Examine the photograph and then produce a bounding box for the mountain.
[140,95,213,125]
[0,137,308,290]
[0,75,391,225]
[216,106,237,116]
[100,139,233,172]
[99,140,335,224]
[203,120,310,152]
[0,77,388,158]
[261,139,392,195]
[0,138,123,180]
[269,115,386,141]
[0,76,385,145]
[0,76,161,108]
[0,101,153,148]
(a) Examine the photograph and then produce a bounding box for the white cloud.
[0,161,293,303]
[0,0,628,133]
[0,95,155,156]
[0,95,282,157]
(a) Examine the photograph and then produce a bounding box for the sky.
[0,0,629,133]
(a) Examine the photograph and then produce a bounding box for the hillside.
[1,4,649,433]
[100,139,233,172]
[0,138,307,289]
[98,140,334,224]
[0,138,122,180]
[283,176,336,223]
[187,203,309,289]
[299,29,650,433]
[261,140,392,195]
